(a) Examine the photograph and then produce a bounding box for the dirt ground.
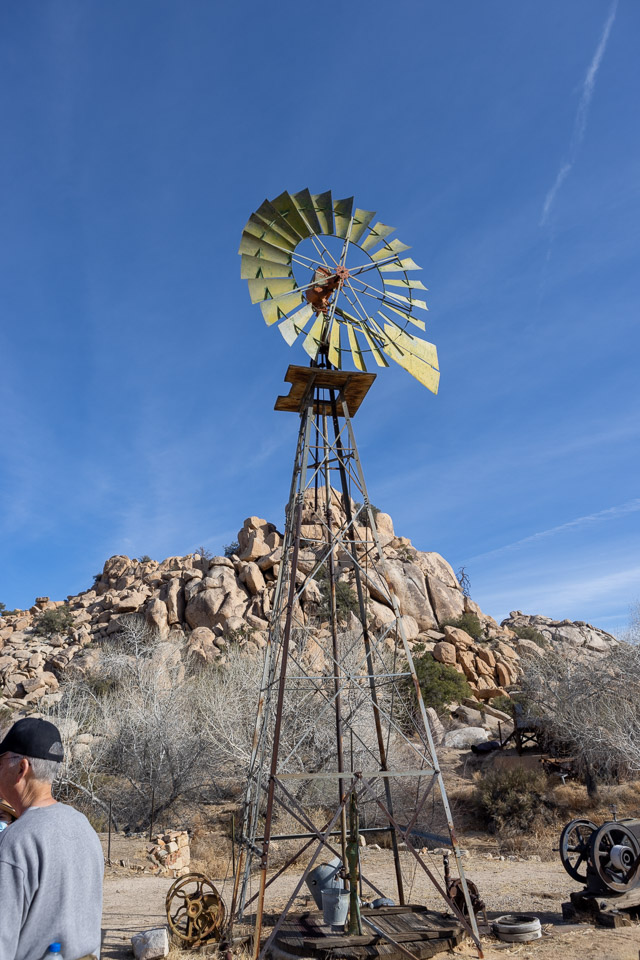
[99,835,640,960]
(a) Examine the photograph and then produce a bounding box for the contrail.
[465,497,640,564]
[540,0,618,225]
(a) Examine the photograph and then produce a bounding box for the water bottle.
[42,945,63,960]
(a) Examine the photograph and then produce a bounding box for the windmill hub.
[305,265,350,315]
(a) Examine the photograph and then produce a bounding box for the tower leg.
[234,366,482,958]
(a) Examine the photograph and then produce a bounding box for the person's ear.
[16,758,30,783]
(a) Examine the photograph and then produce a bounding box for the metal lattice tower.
[229,363,482,959]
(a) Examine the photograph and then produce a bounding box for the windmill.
[230,190,483,960]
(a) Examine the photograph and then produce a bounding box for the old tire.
[493,914,542,942]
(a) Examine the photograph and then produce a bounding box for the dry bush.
[519,641,640,792]
[476,767,554,835]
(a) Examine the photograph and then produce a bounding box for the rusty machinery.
[560,816,640,894]
[165,873,226,948]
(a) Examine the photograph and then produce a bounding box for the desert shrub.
[107,614,161,655]
[33,604,75,638]
[84,675,121,698]
[0,602,5,616]
[137,554,153,563]
[222,625,255,646]
[476,768,551,833]
[194,546,212,561]
[439,613,482,639]
[317,571,359,624]
[352,501,381,529]
[491,695,515,716]
[223,540,240,558]
[511,624,549,648]
[410,648,471,713]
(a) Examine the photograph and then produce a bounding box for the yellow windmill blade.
[378,321,440,394]
[349,208,377,245]
[383,277,427,290]
[278,303,315,346]
[238,214,300,253]
[361,222,396,252]
[336,308,388,368]
[270,191,314,241]
[370,238,412,261]
[327,317,342,367]
[333,197,354,239]
[345,323,367,371]
[239,189,440,394]
[311,191,334,234]
[240,254,294,280]
[378,257,422,272]
[302,314,327,360]
[259,292,304,326]
[238,232,294,262]
[292,188,323,235]
[247,277,298,305]
[379,304,426,331]
[254,199,302,245]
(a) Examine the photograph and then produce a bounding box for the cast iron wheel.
[559,818,597,882]
[165,872,226,945]
[590,821,640,893]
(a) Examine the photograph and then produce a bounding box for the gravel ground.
[100,837,640,960]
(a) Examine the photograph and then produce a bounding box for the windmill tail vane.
[239,189,440,393]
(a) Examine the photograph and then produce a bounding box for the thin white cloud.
[540,1,618,226]
[466,497,640,564]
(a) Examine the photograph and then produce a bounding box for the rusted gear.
[165,872,226,946]
[447,877,485,918]
[305,265,349,314]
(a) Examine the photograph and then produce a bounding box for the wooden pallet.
[562,887,640,928]
[269,904,464,960]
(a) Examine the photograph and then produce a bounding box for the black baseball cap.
[0,718,64,762]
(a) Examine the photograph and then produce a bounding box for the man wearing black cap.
[0,717,103,960]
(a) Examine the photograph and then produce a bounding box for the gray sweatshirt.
[0,803,103,960]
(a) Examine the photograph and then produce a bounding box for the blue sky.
[1,1,638,635]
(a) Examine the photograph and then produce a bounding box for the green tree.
[316,568,359,624]
[33,605,75,639]
[409,648,471,713]
[439,613,482,638]
[223,540,240,558]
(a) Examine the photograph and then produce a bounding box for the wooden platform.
[274,366,376,417]
[269,904,464,960]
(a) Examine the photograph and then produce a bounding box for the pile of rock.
[501,611,619,658]
[428,624,520,697]
[0,488,620,723]
[147,830,191,878]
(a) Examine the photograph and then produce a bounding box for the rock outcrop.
[501,611,618,658]
[0,490,619,723]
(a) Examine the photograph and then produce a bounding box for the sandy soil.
[99,835,640,960]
